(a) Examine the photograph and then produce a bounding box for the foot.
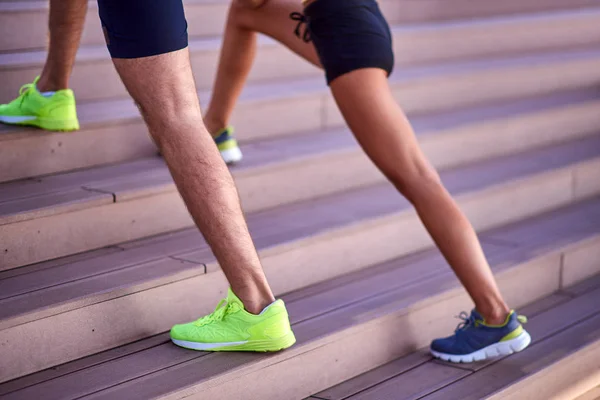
[214,126,243,165]
[430,309,530,363]
[0,77,79,132]
[170,288,296,352]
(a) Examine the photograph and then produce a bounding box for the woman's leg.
[203,0,321,135]
[209,0,511,324]
[329,68,510,324]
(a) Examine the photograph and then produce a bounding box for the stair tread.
[2,131,600,224]
[397,6,600,31]
[1,85,597,147]
[1,134,599,325]
[312,351,434,400]
[2,2,600,397]
[314,293,572,400]
[409,87,600,135]
[2,46,600,141]
[4,225,598,400]
[0,158,161,202]
[347,362,469,400]
[314,282,600,400]
[421,302,600,400]
[1,84,598,186]
[1,191,599,399]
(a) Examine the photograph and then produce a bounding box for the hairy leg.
[112,49,274,314]
[330,68,510,324]
[204,0,320,134]
[38,0,88,91]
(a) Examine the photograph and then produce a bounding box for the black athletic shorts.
[303,0,394,85]
[97,0,188,59]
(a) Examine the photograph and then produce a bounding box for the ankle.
[477,303,511,325]
[232,284,275,315]
[36,76,68,92]
[204,115,227,138]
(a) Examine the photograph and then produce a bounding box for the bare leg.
[37,0,88,92]
[112,49,274,314]
[204,0,320,135]
[330,69,510,324]
[205,1,510,322]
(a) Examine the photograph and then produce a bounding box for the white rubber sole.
[431,331,532,363]
[171,338,248,351]
[171,330,296,352]
[220,147,243,165]
[0,115,36,123]
[0,114,79,131]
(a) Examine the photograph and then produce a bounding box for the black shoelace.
[290,12,311,43]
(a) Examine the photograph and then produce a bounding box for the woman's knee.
[234,0,268,9]
[229,0,263,26]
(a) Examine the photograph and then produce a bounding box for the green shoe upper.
[170,288,295,352]
[0,77,79,131]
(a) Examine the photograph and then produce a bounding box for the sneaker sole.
[171,331,296,352]
[0,115,79,132]
[220,147,243,165]
[430,330,532,363]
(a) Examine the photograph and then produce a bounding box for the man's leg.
[203,0,320,136]
[38,0,88,92]
[98,0,295,352]
[113,50,274,314]
[0,0,83,131]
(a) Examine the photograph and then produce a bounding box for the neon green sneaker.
[0,77,79,131]
[214,126,243,165]
[170,288,296,352]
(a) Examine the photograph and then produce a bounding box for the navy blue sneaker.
[430,309,531,363]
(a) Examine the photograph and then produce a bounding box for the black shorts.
[97,0,188,59]
[304,0,394,85]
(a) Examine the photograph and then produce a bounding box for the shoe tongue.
[226,288,244,308]
[471,309,484,321]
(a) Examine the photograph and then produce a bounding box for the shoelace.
[290,12,311,43]
[18,83,35,107]
[454,311,528,332]
[455,311,478,332]
[193,299,239,327]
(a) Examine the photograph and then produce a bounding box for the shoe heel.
[248,331,296,352]
[508,330,531,353]
[272,330,297,351]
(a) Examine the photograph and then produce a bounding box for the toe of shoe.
[169,324,189,340]
[430,337,456,354]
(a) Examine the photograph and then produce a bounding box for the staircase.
[1,0,600,398]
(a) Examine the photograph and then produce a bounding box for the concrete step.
[1,86,599,184]
[576,386,600,400]
[311,274,600,400]
[3,8,600,103]
[1,0,595,52]
[1,198,599,395]
[1,49,599,183]
[418,290,600,400]
[0,141,599,380]
[1,119,599,270]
